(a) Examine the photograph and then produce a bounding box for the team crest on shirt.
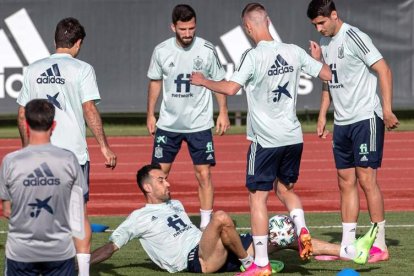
[154,146,163,159]
[338,45,344,59]
[193,56,204,71]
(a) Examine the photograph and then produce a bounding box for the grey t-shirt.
[0,143,87,262]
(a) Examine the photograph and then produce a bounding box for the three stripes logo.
[23,162,60,187]
[346,29,370,55]
[37,64,65,84]
[268,54,294,76]
[0,8,50,99]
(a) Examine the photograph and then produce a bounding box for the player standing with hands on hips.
[307,0,399,263]
[17,17,117,275]
[146,4,230,230]
[191,3,332,275]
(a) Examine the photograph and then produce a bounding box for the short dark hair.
[307,0,336,20]
[55,17,86,48]
[136,164,162,195]
[25,99,55,131]
[241,3,266,18]
[172,4,196,25]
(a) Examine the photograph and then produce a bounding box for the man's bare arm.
[90,242,119,265]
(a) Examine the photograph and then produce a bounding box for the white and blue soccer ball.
[268,214,296,247]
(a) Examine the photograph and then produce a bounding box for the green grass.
[1,119,414,139]
[1,212,413,275]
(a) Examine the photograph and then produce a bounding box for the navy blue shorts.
[246,142,303,191]
[151,128,216,166]
[187,233,253,273]
[80,161,90,202]
[5,257,76,276]
[333,114,385,169]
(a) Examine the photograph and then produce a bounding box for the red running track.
[1,132,413,215]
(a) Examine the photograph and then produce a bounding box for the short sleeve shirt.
[230,40,323,147]
[147,37,226,133]
[320,23,383,125]
[17,53,101,164]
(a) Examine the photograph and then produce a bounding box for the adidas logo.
[256,241,264,246]
[206,154,214,160]
[169,62,175,68]
[360,155,368,162]
[151,216,158,221]
[0,8,50,99]
[23,162,60,186]
[37,64,65,84]
[268,54,294,76]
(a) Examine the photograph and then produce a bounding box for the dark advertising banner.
[0,0,412,114]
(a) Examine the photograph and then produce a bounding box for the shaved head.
[242,3,268,27]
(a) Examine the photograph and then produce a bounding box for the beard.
[176,33,194,47]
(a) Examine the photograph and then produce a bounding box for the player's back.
[17,53,101,164]
[1,143,82,262]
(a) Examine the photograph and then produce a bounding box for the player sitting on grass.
[90,164,377,274]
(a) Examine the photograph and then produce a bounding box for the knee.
[195,168,211,183]
[211,210,234,227]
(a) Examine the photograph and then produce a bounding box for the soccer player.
[91,164,255,274]
[89,164,377,274]
[191,3,332,275]
[0,99,87,276]
[146,4,230,230]
[306,0,399,263]
[16,17,117,275]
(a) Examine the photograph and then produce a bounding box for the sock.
[339,244,356,259]
[199,209,213,229]
[76,253,90,276]
[341,222,357,246]
[290,209,306,236]
[239,254,254,269]
[372,220,387,250]
[252,235,269,267]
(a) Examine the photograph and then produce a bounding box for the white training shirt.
[230,40,323,148]
[147,37,226,133]
[109,200,202,273]
[17,53,101,165]
[320,22,383,125]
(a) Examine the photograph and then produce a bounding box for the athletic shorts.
[187,233,253,273]
[151,128,216,166]
[333,114,385,169]
[5,257,76,276]
[246,142,303,191]
[80,161,90,202]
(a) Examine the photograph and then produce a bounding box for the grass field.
[1,212,412,275]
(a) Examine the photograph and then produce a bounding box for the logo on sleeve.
[268,55,294,76]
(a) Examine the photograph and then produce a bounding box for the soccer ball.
[268,214,296,247]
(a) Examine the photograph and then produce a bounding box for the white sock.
[339,244,356,259]
[252,235,269,266]
[239,254,254,269]
[372,220,387,250]
[341,222,357,246]
[290,209,307,236]
[76,253,90,276]
[199,209,213,229]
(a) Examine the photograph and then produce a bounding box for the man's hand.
[101,146,117,169]
[190,72,206,86]
[309,40,322,61]
[317,117,329,139]
[215,113,230,136]
[383,111,399,130]
[147,115,157,137]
